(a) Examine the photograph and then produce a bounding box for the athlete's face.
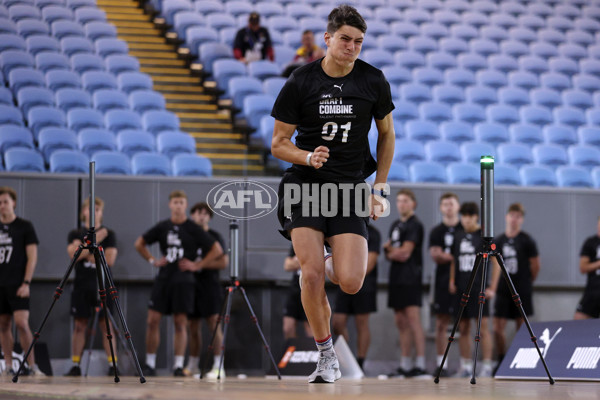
[324,25,364,65]
[461,214,479,232]
[505,211,523,232]
[82,204,103,226]
[396,194,415,217]
[169,197,187,217]
[0,193,15,217]
[191,208,211,226]
[440,197,459,219]
[301,31,315,50]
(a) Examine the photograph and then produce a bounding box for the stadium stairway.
[96,0,264,176]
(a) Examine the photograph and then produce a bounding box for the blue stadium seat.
[51,20,85,39]
[425,140,460,164]
[0,34,26,52]
[67,107,104,132]
[205,13,236,31]
[66,0,96,9]
[74,7,105,25]
[520,105,553,126]
[55,88,90,112]
[508,70,539,90]
[409,161,447,183]
[497,143,533,168]
[42,6,74,24]
[0,51,34,77]
[519,56,549,75]
[117,129,154,157]
[49,149,88,173]
[4,148,44,172]
[568,145,600,169]
[518,14,546,30]
[445,69,475,88]
[556,166,593,188]
[554,107,587,127]
[282,30,302,49]
[17,87,54,115]
[494,164,521,185]
[373,6,402,23]
[559,43,587,61]
[94,38,127,58]
[198,42,232,74]
[587,108,600,126]
[486,104,519,125]
[465,85,497,106]
[9,68,45,94]
[0,105,24,127]
[38,127,77,160]
[101,109,141,134]
[555,4,581,19]
[453,103,485,124]
[463,11,490,28]
[172,12,203,41]
[498,87,529,107]
[117,72,152,95]
[247,60,280,81]
[405,120,440,142]
[432,84,464,105]
[91,150,130,174]
[488,54,518,73]
[413,67,444,86]
[573,75,600,93]
[530,88,562,109]
[376,35,406,53]
[530,42,559,59]
[243,94,275,131]
[470,39,499,57]
[391,101,419,121]
[393,139,425,164]
[255,2,285,18]
[547,16,574,33]
[28,106,66,139]
[480,25,508,42]
[71,54,105,74]
[439,121,473,144]
[419,102,452,122]
[105,55,139,75]
[578,126,600,147]
[548,57,579,76]
[575,18,600,35]
[82,71,117,93]
[490,13,517,29]
[84,21,117,42]
[35,52,70,73]
[141,110,178,135]
[445,0,470,14]
[131,152,171,176]
[457,53,487,72]
[532,144,569,168]
[61,36,93,57]
[510,124,543,146]
[562,89,593,109]
[46,70,81,91]
[592,167,600,188]
[447,162,479,184]
[93,89,129,113]
[184,27,218,57]
[520,165,557,187]
[272,45,295,69]
[538,28,566,46]
[156,131,195,159]
[580,59,600,78]
[35,0,67,8]
[421,23,449,41]
[228,76,263,110]
[0,87,12,106]
[193,0,223,15]
[262,77,285,98]
[9,5,41,22]
[267,15,298,33]
[461,142,495,163]
[284,3,312,19]
[0,125,34,153]
[128,90,165,114]
[0,17,17,35]
[400,83,431,104]
[78,128,116,157]
[386,162,409,182]
[476,70,507,89]
[259,115,274,148]
[527,3,553,18]
[474,122,509,144]
[433,9,461,26]
[394,51,425,70]
[172,153,212,177]
[361,49,393,69]
[26,35,60,55]
[439,37,468,55]
[17,19,49,38]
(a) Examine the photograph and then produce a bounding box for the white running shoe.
[308,350,341,383]
[205,366,225,379]
[478,364,493,378]
[27,364,46,376]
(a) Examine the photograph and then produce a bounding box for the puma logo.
[333,84,343,92]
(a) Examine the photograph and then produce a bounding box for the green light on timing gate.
[480,156,494,164]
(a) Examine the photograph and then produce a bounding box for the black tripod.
[200,220,281,380]
[13,162,145,383]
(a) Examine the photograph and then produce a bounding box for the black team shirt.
[195,228,226,284]
[68,227,116,291]
[271,58,394,182]
[0,217,38,287]
[429,221,463,292]
[142,219,216,284]
[452,229,486,293]
[493,232,538,296]
[388,215,424,286]
[580,235,600,292]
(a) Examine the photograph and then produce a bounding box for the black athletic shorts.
[334,287,377,315]
[457,288,490,319]
[283,287,307,321]
[388,284,422,310]
[148,279,195,315]
[576,289,600,318]
[494,291,533,319]
[0,286,29,314]
[277,172,369,241]
[189,275,224,319]
[70,286,114,319]
[433,282,456,316]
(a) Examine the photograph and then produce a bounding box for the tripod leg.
[470,253,491,385]
[434,254,483,384]
[93,249,119,383]
[238,286,282,380]
[200,287,228,379]
[215,285,235,380]
[97,247,146,383]
[83,306,101,377]
[494,254,555,384]
[106,310,130,358]
[13,245,85,383]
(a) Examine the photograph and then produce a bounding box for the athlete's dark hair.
[302,29,314,36]
[0,186,17,203]
[169,190,187,200]
[460,202,479,217]
[327,4,367,34]
[507,202,525,216]
[439,192,459,204]
[190,202,213,218]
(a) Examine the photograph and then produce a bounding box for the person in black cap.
[233,12,274,64]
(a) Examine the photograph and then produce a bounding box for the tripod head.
[480,156,494,241]
[229,219,240,281]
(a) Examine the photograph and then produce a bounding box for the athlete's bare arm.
[579,255,600,274]
[271,120,329,169]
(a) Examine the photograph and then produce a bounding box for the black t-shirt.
[0,217,38,287]
[194,228,226,283]
[362,224,381,292]
[68,226,117,290]
[452,229,486,293]
[580,235,600,291]
[142,219,216,283]
[271,58,394,182]
[429,221,463,290]
[233,26,272,60]
[494,231,538,295]
[388,215,424,286]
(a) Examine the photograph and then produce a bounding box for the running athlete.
[283,246,312,340]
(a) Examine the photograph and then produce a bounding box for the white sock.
[460,358,472,369]
[482,359,492,368]
[174,355,184,369]
[213,355,221,369]
[187,356,199,370]
[415,356,426,370]
[400,356,412,371]
[437,355,448,369]
[146,354,156,369]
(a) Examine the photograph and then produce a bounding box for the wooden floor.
[0,376,597,400]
